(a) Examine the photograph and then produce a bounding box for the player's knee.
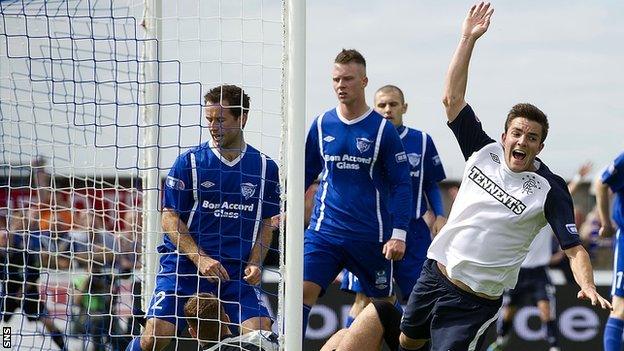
[303,281,321,306]
[399,333,427,350]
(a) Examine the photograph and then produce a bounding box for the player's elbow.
[442,94,462,111]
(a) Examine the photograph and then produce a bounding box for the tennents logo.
[468,166,527,215]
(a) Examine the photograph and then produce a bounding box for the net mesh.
[0,0,285,349]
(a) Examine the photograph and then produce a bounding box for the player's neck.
[217,136,246,162]
[338,100,369,120]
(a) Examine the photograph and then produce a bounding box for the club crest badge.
[355,137,372,153]
[407,153,421,168]
[521,175,541,195]
[240,182,257,200]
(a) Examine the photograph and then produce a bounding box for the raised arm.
[443,2,494,122]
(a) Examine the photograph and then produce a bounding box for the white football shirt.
[427,104,581,297]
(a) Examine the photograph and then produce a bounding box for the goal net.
[0,0,302,350]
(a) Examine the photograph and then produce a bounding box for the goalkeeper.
[127,85,280,351]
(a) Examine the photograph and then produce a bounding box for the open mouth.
[512,149,526,161]
[338,92,347,98]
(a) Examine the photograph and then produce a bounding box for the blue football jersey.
[161,142,280,274]
[602,152,624,228]
[397,125,446,219]
[305,108,412,242]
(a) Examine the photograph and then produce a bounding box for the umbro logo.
[323,135,335,142]
[201,180,215,189]
[490,153,500,164]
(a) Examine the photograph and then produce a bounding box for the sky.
[1,0,622,181]
[305,0,624,179]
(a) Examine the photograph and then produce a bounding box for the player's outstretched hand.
[243,264,262,286]
[383,239,406,260]
[577,287,612,310]
[197,255,230,283]
[462,2,494,41]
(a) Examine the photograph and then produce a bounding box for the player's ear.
[362,76,368,88]
[537,142,544,155]
[500,132,506,144]
[240,113,248,129]
[402,103,408,114]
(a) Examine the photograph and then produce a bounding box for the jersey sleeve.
[262,160,281,219]
[447,104,496,160]
[424,134,446,183]
[380,121,412,239]
[423,135,446,216]
[601,152,624,193]
[305,118,323,190]
[544,176,582,250]
[162,152,194,223]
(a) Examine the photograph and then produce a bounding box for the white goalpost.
[0,0,305,350]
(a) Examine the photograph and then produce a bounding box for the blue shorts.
[506,266,555,306]
[340,218,430,301]
[146,261,270,334]
[304,229,394,298]
[612,229,624,297]
[401,259,502,351]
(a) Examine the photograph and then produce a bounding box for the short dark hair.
[204,85,250,119]
[505,103,549,142]
[184,293,223,342]
[376,85,405,104]
[334,49,366,67]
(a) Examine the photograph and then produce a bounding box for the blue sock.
[604,317,624,351]
[126,337,142,351]
[302,304,312,338]
[345,315,356,328]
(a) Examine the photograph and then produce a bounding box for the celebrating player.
[596,151,624,351]
[340,85,446,324]
[303,49,412,334]
[398,3,611,351]
[127,85,280,351]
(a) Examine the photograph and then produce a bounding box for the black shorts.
[2,284,46,322]
[506,266,554,306]
[400,259,502,351]
[371,300,401,351]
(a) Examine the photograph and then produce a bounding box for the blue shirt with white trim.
[305,107,412,242]
[396,125,446,219]
[161,142,280,274]
[601,152,624,228]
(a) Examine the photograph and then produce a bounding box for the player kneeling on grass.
[398,3,611,351]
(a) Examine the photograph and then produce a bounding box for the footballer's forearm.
[162,209,205,266]
[442,36,474,122]
[248,218,274,266]
[566,245,597,291]
[594,180,611,226]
